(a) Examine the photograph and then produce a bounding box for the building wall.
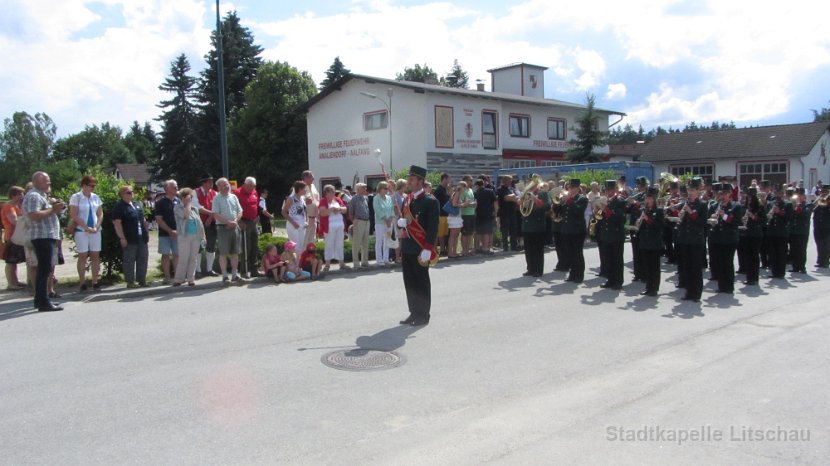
[491,65,546,98]
[307,78,617,188]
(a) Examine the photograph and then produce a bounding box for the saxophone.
[588,196,607,236]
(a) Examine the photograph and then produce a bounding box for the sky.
[1,0,829,138]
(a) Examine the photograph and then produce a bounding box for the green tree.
[52,122,133,174]
[123,121,159,165]
[445,59,469,89]
[0,111,56,190]
[396,64,440,84]
[319,56,350,90]
[194,11,263,177]
[228,61,317,196]
[566,94,608,163]
[156,54,199,185]
[813,100,830,122]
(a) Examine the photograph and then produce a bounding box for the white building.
[301,63,625,189]
[640,122,830,189]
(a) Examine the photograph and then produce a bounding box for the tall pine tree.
[156,54,199,184]
[124,121,159,165]
[566,94,607,163]
[319,56,350,90]
[445,59,469,89]
[194,11,263,177]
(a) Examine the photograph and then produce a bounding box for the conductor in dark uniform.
[397,165,440,326]
[599,180,626,290]
[554,178,588,283]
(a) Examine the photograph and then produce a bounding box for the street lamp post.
[215,0,229,178]
[360,88,394,174]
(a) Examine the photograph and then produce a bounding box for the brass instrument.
[657,172,678,208]
[816,192,830,207]
[588,196,607,236]
[519,175,543,217]
[550,185,565,222]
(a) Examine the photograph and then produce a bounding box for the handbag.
[10,215,31,247]
[442,200,460,216]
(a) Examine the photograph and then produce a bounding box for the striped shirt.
[22,189,61,240]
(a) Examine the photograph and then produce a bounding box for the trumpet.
[519,175,543,217]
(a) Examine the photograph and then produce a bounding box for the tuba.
[519,175,543,217]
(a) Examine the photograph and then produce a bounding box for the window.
[482,111,498,149]
[509,114,530,138]
[547,118,566,140]
[669,164,714,184]
[539,160,565,167]
[737,161,788,189]
[363,110,387,131]
[503,159,535,169]
[319,177,341,190]
[365,175,386,191]
[434,105,454,148]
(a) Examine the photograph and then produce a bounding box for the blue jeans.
[31,238,56,307]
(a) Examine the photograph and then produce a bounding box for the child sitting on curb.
[262,244,286,283]
[281,241,310,281]
[300,242,323,280]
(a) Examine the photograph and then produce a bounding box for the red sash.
[402,192,438,264]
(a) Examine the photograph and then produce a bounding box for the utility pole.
[215,0,229,178]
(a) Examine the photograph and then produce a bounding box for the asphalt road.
[1,243,828,465]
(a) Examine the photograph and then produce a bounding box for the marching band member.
[741,187,765,286]
[626,176,648,282]
[708,184,742,293]
[765,184,792,279]
[662,180,680,264]
[521,177,552,278]
[707,182,724,282]
[554,178,588,283]
[813,184,830,268]
[397,165,439,326]
[789,187,812,273]
[636,186,664,296]
[599,180,626,290]
[676,177,708,302]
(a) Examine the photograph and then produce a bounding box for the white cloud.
[606,83,627,100]
[0,0,211,135]
[2,0,830,136]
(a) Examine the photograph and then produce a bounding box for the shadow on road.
[0,300,38,322]
[704,293,743,309]
[356,325,424,351]
[620,295,658,312]
[662,300,705,319]
[765,277,795,289]
[534,281,578,297]
[580,289,620,306]
[496,275,542,292]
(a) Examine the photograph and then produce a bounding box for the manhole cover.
[321,348,406,371]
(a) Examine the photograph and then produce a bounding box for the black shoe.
[640,290,658,297]
[566,278,583,284]
[250,271,262,278]
[718,289,733,294]
[399,315,416,325]
[80,284,88,292]
[410,318,430,326]
[522,271,532,276]
[206,271,220,277]
[38,303,63,312]
[742,281,758,286]
[600,282,612,288]
[531,273,543,278]
[554,267,569,272]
